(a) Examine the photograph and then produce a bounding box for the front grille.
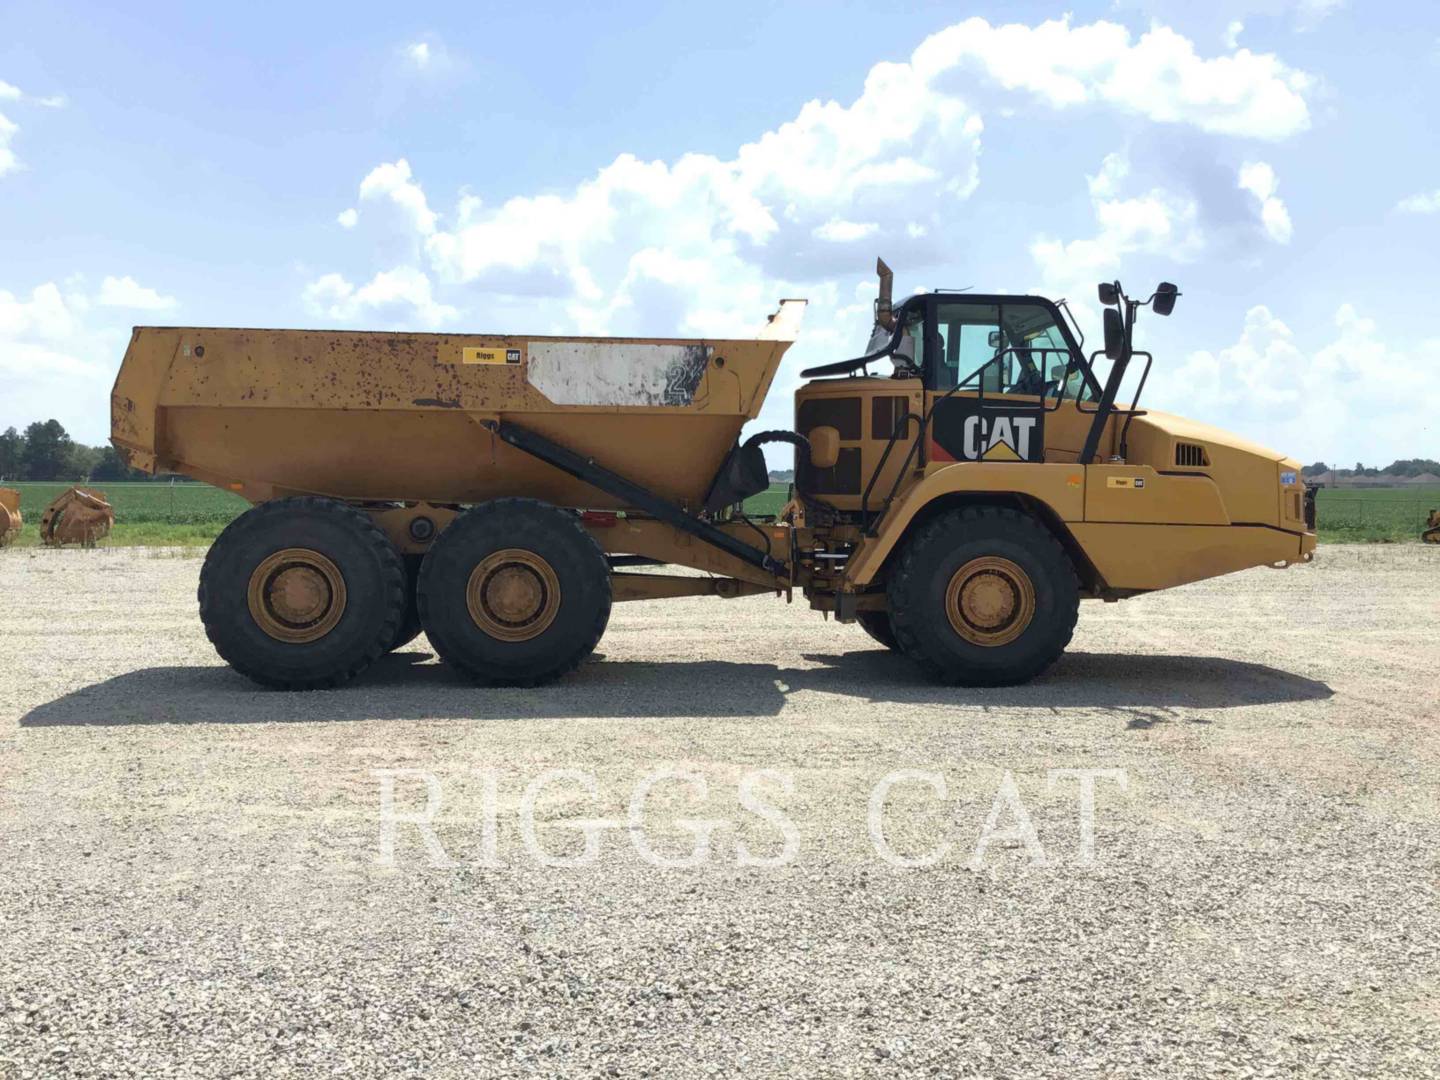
[871,395,908,440]
[797,397,862,440]
[801,448,862,495]
[1175,442,1209,467]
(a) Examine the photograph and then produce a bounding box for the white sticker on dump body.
[526,342,712,407]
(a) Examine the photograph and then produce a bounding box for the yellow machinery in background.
[110,260,1315,690]
[0,488,20,546]
[39,487,114,547]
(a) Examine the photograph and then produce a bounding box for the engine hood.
[1131,409,1287,463]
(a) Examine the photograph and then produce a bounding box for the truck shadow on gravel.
[20,649,1332,727]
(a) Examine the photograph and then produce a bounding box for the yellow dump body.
[111,306,803,509]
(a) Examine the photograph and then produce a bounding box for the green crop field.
[742,483,792,519]
[3,479,1434,548]
[3,481,249,547]
[1313,486,1439,543]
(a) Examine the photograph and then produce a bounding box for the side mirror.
[1152,281,1179,316]
[808,426,840,470]
[1098,282,1119,306]
[987,330,1002,349]
[1103,308,1125,360]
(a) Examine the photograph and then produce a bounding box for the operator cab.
[790,260,1176,513]
[904,296,1097,403]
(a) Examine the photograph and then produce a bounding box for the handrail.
[860,409,923,531]
[1116,351,1153,461]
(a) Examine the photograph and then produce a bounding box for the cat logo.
[928,397,1045,463]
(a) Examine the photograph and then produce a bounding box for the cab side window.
[933,303,999,392]
[931,300,1081,399]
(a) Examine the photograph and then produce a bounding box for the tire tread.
[198,497,405,690]
[887,505,1079,685]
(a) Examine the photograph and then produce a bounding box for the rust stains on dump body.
[109,307,803,508]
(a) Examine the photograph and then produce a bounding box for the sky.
[1,0,1437,470]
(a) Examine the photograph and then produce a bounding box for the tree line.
[0,420,149,483]
[1302,459,1440,479]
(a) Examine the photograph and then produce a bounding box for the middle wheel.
[417,498,612,686]
[855,610,900,651]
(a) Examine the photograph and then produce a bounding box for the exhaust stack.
[875,258,894,330]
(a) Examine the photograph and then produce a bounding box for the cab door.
[923,298,1076,465]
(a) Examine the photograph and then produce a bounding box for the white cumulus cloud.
[358,158,437,235]
[303,266,457,328]
[1396,189,1440,214]
[813,219,880,242]
[1166,302,1435,464]
[1294,0,1345,31]
[0,280,135,443]
[328,14,1314,333]
[0,77,66,178]
[309,14,1318,441]
[337,207,358,228]
[913,16,1312,138]
[0,111,18,178]
[1031,153,1203,307]
[1237,161,1293,243]
[97,275,178,311]
[406,42,431,68]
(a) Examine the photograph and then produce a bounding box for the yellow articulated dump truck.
[110,260,1315,690]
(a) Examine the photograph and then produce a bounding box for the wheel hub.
[945,556,1036,647]
[247,548,347,643]
[467,549,561,641]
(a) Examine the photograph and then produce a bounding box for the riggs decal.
[929,397,1045,463]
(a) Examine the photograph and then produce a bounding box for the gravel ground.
[1,543,1438,1078]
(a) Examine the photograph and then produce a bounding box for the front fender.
[842,463,1086,586]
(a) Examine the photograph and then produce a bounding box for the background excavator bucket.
[39,486,114,547]
[0,488,21,547]
[1424,510,1440,544]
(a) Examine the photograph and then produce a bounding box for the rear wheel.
[199,497,406,689]
[387,554,425,652]
[855,610,900,651]
[417,498,611,686]
[887,505,1079,686]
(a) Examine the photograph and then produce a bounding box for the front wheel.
[887,506,1079,686]
[417,498,611,686]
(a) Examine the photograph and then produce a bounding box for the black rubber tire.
[887,505,1079,686]
[387,554,425,652]
[199,497,406,690]
[856,610,900,651]
[417,498,611,686]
